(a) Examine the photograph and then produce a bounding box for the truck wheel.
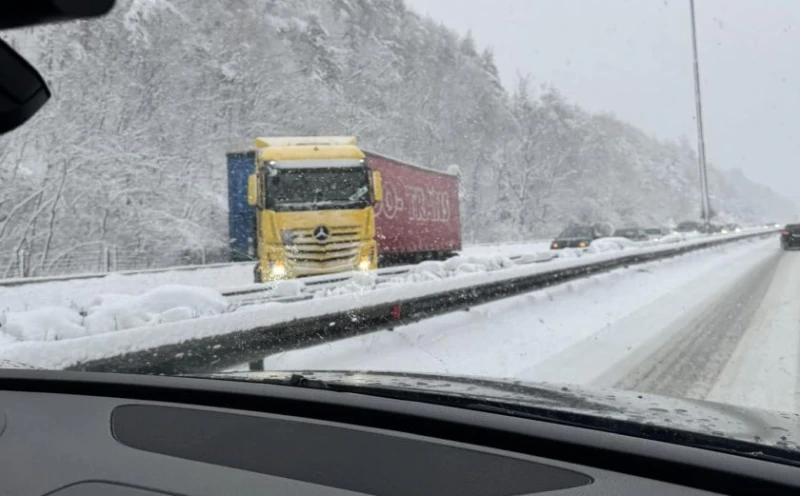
[253,263,262,283]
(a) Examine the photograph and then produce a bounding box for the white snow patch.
[83,285,228,333]
[442,255,513,273]
[0,263,253,314]
[585,237,636,252]
[0,306,88,342]
[411,260,446,276]
[273,280,305,298]
[0,285,229,343]
[518,252,559,264]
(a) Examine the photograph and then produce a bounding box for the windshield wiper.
[287,373,330,390]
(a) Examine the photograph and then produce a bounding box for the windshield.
[265,167,370,211]
[558,227,594,238]
[3,0,800,464]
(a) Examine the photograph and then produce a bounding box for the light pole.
[689,0,711,228]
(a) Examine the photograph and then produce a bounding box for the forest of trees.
[0,0,793,277]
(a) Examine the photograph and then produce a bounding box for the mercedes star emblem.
[313,225,330,242]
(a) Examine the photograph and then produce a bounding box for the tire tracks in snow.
[704,251,800,413]
[611,249,782,399]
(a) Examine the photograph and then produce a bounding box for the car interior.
[1,369,799,495]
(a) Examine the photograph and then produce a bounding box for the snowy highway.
[256,235,800,414]
[0,229,787,409]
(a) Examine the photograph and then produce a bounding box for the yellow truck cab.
[245,137,382,281]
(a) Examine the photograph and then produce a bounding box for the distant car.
[550,226,599,249]
[676,221,702,233]
[613,227,649,241]
[780,224,800,250]
[722,223,741,234]
[643,227,669,240]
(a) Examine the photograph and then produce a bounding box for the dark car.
[780,224,800,250]
[550,225,599,249]
[613,227,649,241]
[675,220,702,233]
[643,227,667,238]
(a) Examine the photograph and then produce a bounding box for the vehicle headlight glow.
[552,242,559,249]
[578,241,587,248]
[358,257,371,271]
[270,262,287,278]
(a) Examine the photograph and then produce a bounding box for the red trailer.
[365,151,462,263]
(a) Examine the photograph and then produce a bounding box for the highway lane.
[247,234,799,416]
[256,236,780,393]
[595,243,800,413]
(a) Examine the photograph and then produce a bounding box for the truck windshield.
[265,167,370,211]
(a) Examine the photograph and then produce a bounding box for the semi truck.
[226,137,461,281]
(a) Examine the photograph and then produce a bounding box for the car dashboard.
[0,371,797,495]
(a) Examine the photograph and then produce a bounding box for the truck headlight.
[578,241,588,248]
[358,244,375,271]
[270,261,287,278]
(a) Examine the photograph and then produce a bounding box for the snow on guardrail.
[0,228,777,371]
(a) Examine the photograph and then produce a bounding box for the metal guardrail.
[0,238,547,289]
[0,260,249,288]
[67,229,778,376]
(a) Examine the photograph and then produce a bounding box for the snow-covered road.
[257,236,800,414]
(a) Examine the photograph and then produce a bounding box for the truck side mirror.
[372,171,383,203]
[247,174,258,207]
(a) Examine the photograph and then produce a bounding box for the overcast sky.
[405,0,800,201]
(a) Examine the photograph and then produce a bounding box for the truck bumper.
[257,240,377,281]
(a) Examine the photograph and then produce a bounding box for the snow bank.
[273,280,305,298]
[442,255,514,272]
[585,237,637,253]
[0,306,89,342]
[0,285,230,342]
[0,263,253,314]
[315,271,378,298]
[83,285,228,334]
[518,252,559,264]
[657,233,685,244]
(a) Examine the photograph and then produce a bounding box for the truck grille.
[288,225,361,244]
[284,225,362,273]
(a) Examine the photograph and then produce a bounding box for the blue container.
[226,151,256,262]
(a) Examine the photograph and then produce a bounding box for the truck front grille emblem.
[313,225,330,242]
